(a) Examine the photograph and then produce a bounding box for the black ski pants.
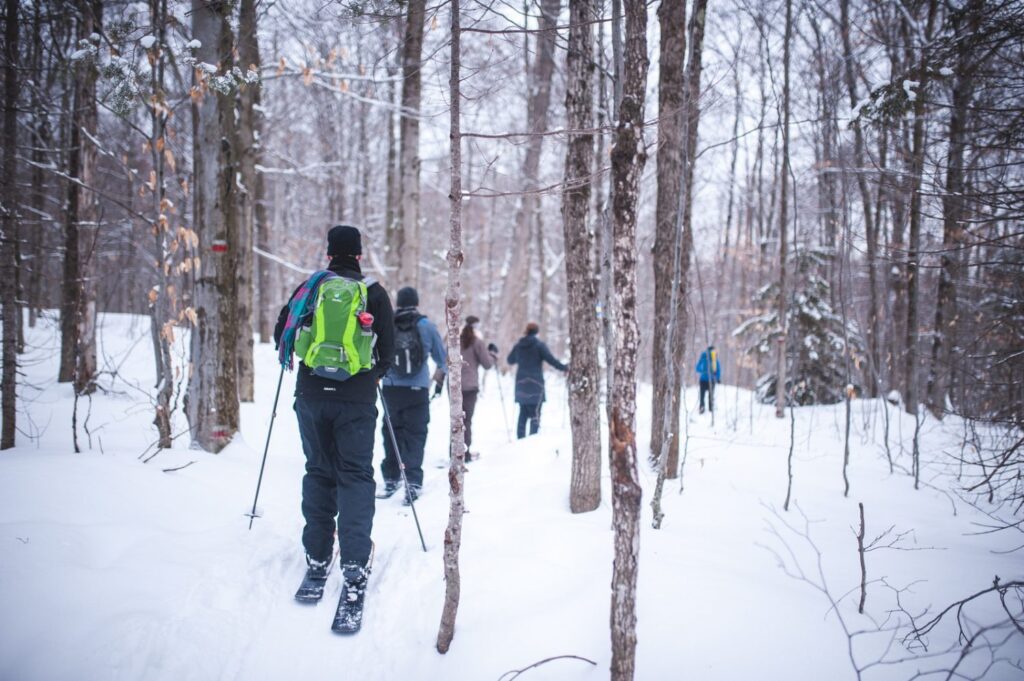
[699,379,715,412]
[462,389,479,451]
[295,398,377,567]
[516,402,542,439]
[381,386,430,488]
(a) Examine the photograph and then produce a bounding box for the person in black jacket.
[274,225,394,590]
[507,322,567,439]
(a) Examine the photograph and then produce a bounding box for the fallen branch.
[496,655,598,681]
[161,460,196,473]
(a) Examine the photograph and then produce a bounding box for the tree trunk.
[652,0,707,522]
[650,0,685,469]
[186,0,240,453]
[839,0,880,396]
[609,0,648,676]
[436,0,465,653]
[927,0,979,417]
[496,0,561,352]
[775,0,792,420]
[562,0,601,514]
[236,0,261,402]
[147,0,174,449]
[1,0,19,449]
[390,0,426,288]
[903,0,939,416]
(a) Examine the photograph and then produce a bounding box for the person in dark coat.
[695,345,721,414]
[459,315,497,461]
[380,286,447,503]
[506,322,567,439]
[274,225,395,589]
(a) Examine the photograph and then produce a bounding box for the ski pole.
[377,385,428,552]
[491,357,513,442]
[248,363,286,530]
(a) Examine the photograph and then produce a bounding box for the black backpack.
[392,312,426,377]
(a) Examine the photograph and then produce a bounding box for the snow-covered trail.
[1,313,1020,681]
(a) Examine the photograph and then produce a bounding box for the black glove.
[487,343,499,355]
[433,381,443,397]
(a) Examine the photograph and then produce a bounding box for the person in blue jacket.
[507,322,568,438]
[696,345,721,414]
[380,286,447,503]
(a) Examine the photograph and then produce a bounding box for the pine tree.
[735,247,864,406]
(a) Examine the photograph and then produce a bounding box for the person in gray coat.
[506,322,568,439]
[459,316,497,461]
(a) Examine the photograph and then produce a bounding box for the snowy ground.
[1,313,1020,681]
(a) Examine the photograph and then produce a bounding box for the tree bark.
[390,0,426,288]
[903,0,939,416]
[609,0,648,676]
[927,0,979,417]
[437,0,465,653]
[236,0,261,402]
[839,0,880,396]
[1,0,19,449]
[562,0,601,514]
[650,0,686,469]
[775,0,792,420]
[652,0,707,524]
[186,0,240,453]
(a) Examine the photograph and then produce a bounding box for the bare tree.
[609,0,648,676]
[437,0,465,654]
[186,0,240,452]
[562,0,601,514]
[390,0,426,287]
[775,0,792,420]
[1,0,19,449]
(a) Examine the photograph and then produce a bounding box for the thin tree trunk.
[236,0,261,402]
[1,0,19,449]
[775,0,792,420]
[562,0,600,514]
[839,0,880,396]
[609,0,648,676]
[391,0,425,287]
[904,0,939,416]
[927,0,979,417]
[650,0,686,468]
[652,0,708,522]
[496,0,561,352]
[186,0,240,453]
[148,0,174,449]
[436,0,465,653]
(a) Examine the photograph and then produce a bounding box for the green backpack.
[293,275,377,381]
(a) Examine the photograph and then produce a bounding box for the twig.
[161,460,196,473]
[496,655,598,681]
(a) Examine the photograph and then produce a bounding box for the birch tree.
[609,0,648,675]
[437,0,465,654]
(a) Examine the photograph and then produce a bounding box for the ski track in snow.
[1,313,1021,681]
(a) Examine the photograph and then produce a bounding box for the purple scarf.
[277,270,336,369]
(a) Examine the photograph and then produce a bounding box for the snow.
[902,79,920,102]
[186,39,202,50]
[939,67,954,77]
[140,35,157,49]
[1,313,1021,681]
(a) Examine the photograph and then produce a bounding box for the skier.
[273,224,394,627]
[696,345,721,414]
[507,322,568,439]
[379,286,447,503]
[459,315,498,462]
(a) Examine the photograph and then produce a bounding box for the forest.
[0,0,1022,679]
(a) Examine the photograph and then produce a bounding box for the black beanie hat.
[327,225,362,257]
[396,286,419,308]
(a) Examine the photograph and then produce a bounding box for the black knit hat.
[465,315,480,326]
[327,225,362,257]
[396,286,419,308]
